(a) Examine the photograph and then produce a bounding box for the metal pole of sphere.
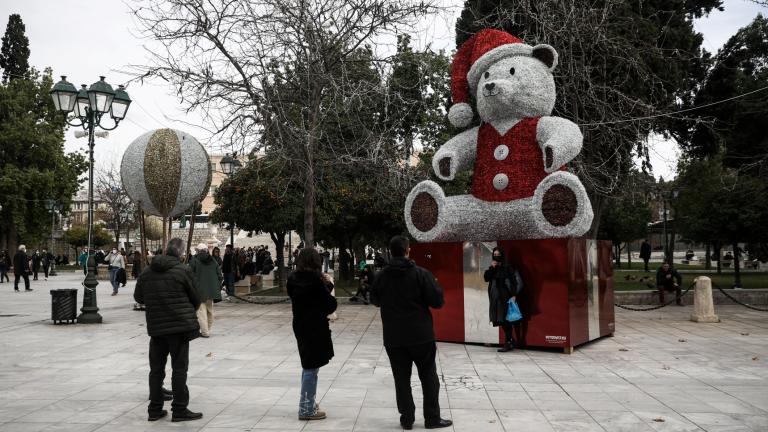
[49,76,132,324]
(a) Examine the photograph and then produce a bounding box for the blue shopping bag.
[506,299,522,322]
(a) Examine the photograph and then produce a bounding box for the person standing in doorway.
[105,247,125,295]
[370,236,452,430]
[222,244,235,296]
[288,247,337,421]
[134,238,203,423]
[640,240,652,272]
[484,247,523,352]
[13,245,32,292]
[189,244,223,338]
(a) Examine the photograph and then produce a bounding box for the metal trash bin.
[50,289,78,324]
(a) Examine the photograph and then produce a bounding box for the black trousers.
[14,273,29,290]
[148,334,190,414]
[643,258,650,272]
[0,269,9,282]
[659,285,682,305]
[385,341,441,424]
[43,265,50,278]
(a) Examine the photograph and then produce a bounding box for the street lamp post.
[50,76,131,324]
[219,153,242,247]
[654,181,679,265]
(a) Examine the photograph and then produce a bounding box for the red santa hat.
[448,29,556,128]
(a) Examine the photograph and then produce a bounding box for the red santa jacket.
[471,117,565,201]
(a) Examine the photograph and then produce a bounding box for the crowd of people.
[0,245,58,291]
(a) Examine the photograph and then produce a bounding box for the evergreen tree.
[677,14,768,176]
[0,14,30,82]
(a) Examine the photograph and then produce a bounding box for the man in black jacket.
[371,236,452,430]
[656,262,683,306]
[13,245,31,292]
[134,238,203,423]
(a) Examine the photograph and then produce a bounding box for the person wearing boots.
[484,247,523,352]
[134,238,203,423]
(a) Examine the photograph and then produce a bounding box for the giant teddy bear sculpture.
[405,29,593,242]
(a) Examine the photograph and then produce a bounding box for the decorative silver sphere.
[121,128,212,218]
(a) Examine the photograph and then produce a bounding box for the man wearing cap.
[188,243,223,338]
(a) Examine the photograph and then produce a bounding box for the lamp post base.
[77,308,103,324]
[78,258,102,324]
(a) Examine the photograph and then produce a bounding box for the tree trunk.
[303,168,315,248]
[715,241,722,274]
[733,242,742,288]
[627,242,632,269]
[270,231,287,292]
[705,242,711,270]
[614,243,621,268]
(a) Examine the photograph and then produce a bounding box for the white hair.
[18,244,26,251]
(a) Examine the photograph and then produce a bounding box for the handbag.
[506,299,522,322]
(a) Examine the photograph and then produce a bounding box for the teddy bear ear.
[532,44,558,71]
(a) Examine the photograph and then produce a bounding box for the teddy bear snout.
[485,82,496,91]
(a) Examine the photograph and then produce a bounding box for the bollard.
[690,276,720,323]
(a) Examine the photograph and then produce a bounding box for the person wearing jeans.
[288,248,337,421]
[104,248,125,295]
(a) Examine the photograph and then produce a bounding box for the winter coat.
[116,267,127,286]
[287,270,337,369]
[31,254,41,271]
[134,255,201,339]
[484,265,523,326]
[222,252,233,274]
[189,250,223,302]
[370,257,444,348]
[13,251,29,275]
[640,242,652,260]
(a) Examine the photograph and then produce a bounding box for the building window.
[211,162,216,173]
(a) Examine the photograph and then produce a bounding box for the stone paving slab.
[0,272,767,431]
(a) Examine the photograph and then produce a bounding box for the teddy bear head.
[448,29,559,128]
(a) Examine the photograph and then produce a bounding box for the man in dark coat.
[222,244,234,296]
[134,238,203,423]
[370,236,452,430]
[656,262,683,306]
[31,250,42,281]
[13,245,32,292]
[640,240,652,272]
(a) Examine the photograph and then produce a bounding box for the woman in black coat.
[484,247,523,352]
[288,247,337,421]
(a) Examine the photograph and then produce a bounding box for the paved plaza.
[0,272,767,432]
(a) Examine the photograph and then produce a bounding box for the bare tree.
[129,0,437,246]
[95,164,137,249]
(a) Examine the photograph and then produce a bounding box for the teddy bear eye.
[509,67,516,76]
[484,71,490,79]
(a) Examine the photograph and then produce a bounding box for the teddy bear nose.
[485,82,496,91]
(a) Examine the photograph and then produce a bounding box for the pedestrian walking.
[288,247,337,421]
[484,247,523,352]
[222,245,235,296]
[13,245,32,292]
[189,244,223,338]
[105,247,126,295]
[78,249,88,275]
[0,250,10,283]
[132,251,144,279]
[370,236,452,430]
[31,250,41,281]
[640,240,652,272]
[133,238,203,423]
[41,248,54,280]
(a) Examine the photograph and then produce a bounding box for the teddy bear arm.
[536,116,583,172]
[432,127,479,180]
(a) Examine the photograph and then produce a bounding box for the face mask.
[492,255,502,262]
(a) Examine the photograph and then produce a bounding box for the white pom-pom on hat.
[448,103,474,128]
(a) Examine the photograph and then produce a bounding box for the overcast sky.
[3,0,766,179]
